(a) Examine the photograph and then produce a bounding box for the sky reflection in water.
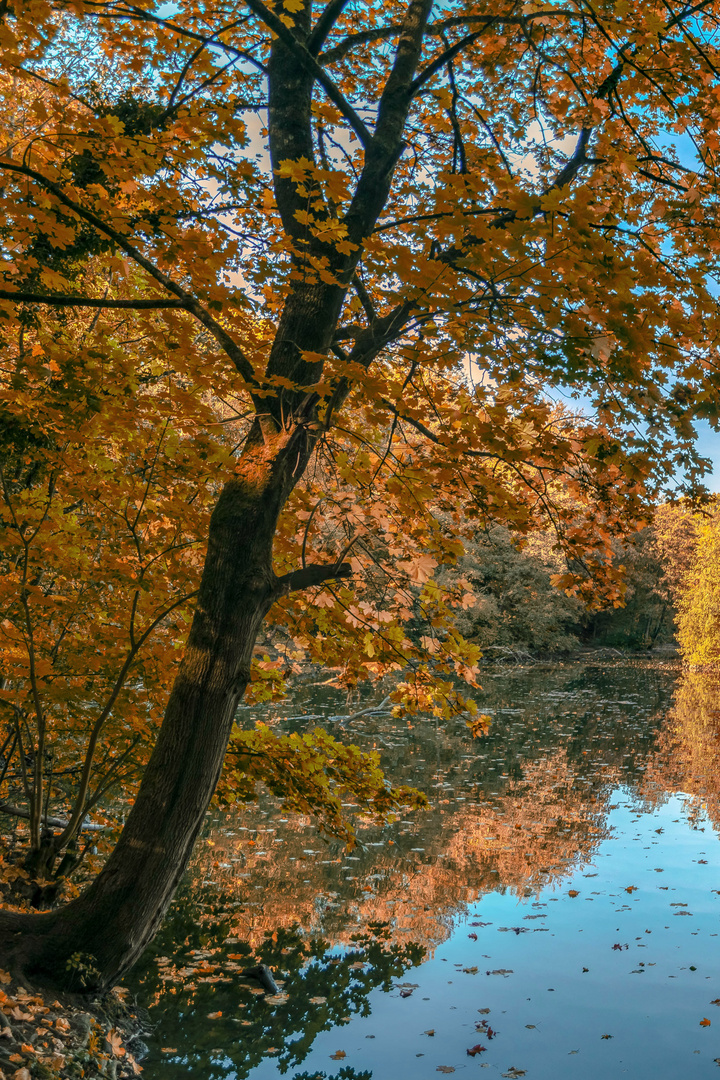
[129,660,720,1079]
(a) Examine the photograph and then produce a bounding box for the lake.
[127,658,720,1079]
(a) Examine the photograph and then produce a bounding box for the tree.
[0,0,719,987]
[665,503,720,666]
[651,499,720,664]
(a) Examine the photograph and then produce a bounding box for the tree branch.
[274,560,352,594]
[243,0,372,147]
[0,290,186,310]
[0,801,104,831]
[0,160,257,386]
[308,0,353,56]
[320,11,578,64]
[410,29,488,97]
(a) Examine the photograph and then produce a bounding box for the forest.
[1,0,720,1078]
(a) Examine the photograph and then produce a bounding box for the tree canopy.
[1,0,720,986]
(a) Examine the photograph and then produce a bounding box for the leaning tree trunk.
[0,0,432,988]
[0,422,316,986]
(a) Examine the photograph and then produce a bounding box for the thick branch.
[307,0,353,56]
[344,0,434,245]
[0,290,186,310]
[275,560,352,594]
[320,11,577,63]
[0,801,104,831]
[243,0,372,147]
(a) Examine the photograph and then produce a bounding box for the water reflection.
[129,660,705,1079]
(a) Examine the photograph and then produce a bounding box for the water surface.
[128,660,720,1079]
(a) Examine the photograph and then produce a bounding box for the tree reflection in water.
[128,660,682,1078]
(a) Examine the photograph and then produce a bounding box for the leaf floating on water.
[710,999,720,1006]
[206,1012,222,1020]
[424,1030,436,1036]
[700,1018,712,1027]
[468,933,478,940]
[502,1069,527,1078]
[486,968,514,976]
[601,1034,613,1039]
[568,890,579,898]
[612,944,628,951]
[625,886,638,893]
[400,988,414,997]
[436,1068,455,1074]
[309,996,327,1005]
[330,1050,347,1060]
[463,967,479,974]
[467,1044,487,1056]
[478,1009,491,1015]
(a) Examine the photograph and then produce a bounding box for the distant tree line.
[433,520,677,657]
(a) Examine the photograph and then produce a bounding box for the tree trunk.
[0,424,313,987]
[0,0,432,990]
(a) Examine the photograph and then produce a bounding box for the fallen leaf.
[568,890,579,898]
[0,972,10,985]
[701,1018,712,1027]
[625,886,638,893]
[207,1012,222,1020]
[12,1070,31,1080]
[711,999,720,1006]
[463,967,479,975]
[106,1030,126,1057]
[424,1030,435,1036]
[330,1051,346,1060]
[601,1034,613,1039]
[467,1044,487,1056]
[309,996,327,1004]
[502,1070,526,1078]
[468,933,477,940]
[160,1048,177,1054]
[436,1068,455,1075]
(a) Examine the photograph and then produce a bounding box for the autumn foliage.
[0,0,719,984]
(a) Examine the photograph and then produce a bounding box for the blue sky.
[694,419,720,492]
